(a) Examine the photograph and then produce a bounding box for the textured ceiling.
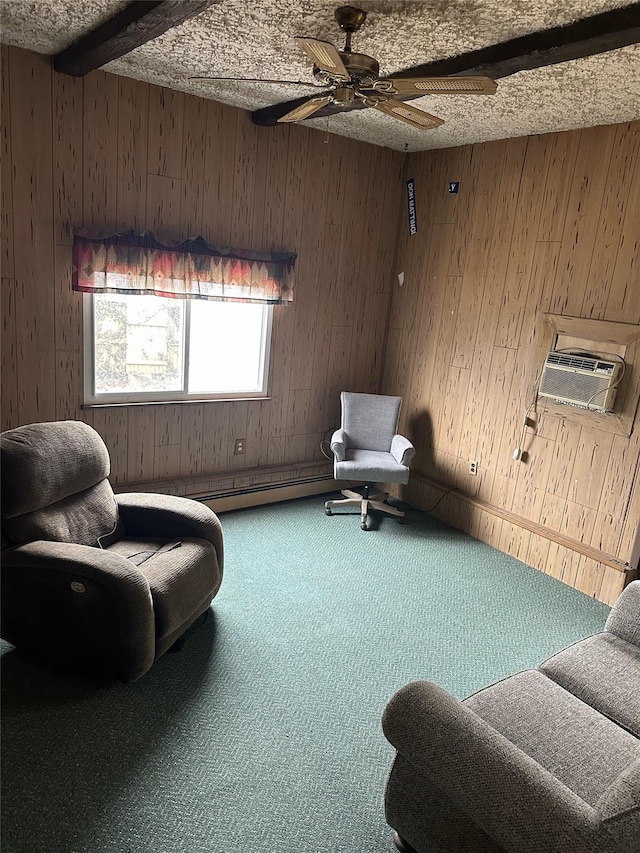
[1,0,639,151]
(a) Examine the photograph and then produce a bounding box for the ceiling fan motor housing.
[313,51,379,86]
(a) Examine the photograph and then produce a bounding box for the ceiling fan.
[191,4,497,131]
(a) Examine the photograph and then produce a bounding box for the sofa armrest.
[383,680,605,853]
[391,434,415,466]
[330,429,348,462]
[596,759,640,850]
[2,540,155,680]
[605,580,640,647]
[116,493,224,572]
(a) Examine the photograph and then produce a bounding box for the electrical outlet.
[469,460,478,475]
[234,438,245,455]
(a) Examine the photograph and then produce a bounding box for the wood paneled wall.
[2,47,638,603]
[1,47,403,484]
[383,122,640,604]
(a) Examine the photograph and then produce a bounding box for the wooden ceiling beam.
[54,0,219,77]
[252,2,640,126]
[390,2,640,81]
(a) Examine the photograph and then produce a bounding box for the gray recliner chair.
[1,420,224,681]
[325,392,415,530]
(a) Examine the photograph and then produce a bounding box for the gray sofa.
[383,580,640,853]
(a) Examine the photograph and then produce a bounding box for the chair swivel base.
[324,487,405,530]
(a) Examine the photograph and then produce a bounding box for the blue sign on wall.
[448,181,460,194]
[406,178,417,235]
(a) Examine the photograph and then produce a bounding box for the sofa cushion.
[464,670,640,807]
[539,633,640,737]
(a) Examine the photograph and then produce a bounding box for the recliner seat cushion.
[539,633,640,737]
[107,537,220,648]
[464,669,640,807]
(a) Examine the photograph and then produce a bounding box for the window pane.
[188,301,267,394]
[93,294,184,394]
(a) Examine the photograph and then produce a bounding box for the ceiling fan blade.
[277,95,334,123]
[294,37,349,79]
[383,76,497,95]
[373,100,444,130]
[189,76,323,87]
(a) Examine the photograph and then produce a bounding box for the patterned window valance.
[72,231,295,305]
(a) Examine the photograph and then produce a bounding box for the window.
[83,293,272,404]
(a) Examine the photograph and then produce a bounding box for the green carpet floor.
[1,495,610,853]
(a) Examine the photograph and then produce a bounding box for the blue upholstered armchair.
[325,392,415,530]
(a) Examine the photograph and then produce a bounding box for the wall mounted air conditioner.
[538,352,622,412]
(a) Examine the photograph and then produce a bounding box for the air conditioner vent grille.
[546,353,598,371]
[539,371,610,405]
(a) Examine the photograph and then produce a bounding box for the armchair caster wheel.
[325,508,332,515]
[360,521,368,531]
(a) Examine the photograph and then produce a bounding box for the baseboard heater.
[197,474,339,513]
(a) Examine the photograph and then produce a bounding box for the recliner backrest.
[341,392,402,452]
[1,421,118,547]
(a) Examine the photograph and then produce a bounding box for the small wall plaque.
[406,178,417,235]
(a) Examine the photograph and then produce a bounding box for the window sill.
[82,396,272,409]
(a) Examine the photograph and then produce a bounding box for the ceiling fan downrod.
[335,5,367,52]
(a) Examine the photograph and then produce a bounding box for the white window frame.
[83,294,273,405]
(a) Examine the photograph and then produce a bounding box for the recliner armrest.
[116,493,224,572]
[330,429,348,462]
[383,680,604,853]
[391,434,415,466]
[1,540,155,680]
